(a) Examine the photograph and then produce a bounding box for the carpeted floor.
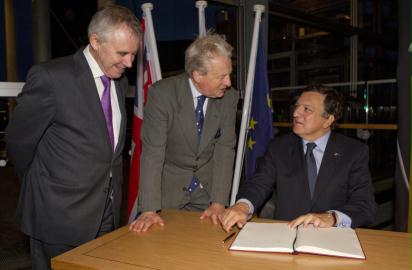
[0,241,31,270]
[0,166,31,270]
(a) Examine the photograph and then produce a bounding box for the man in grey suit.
[220,86,377,232]
[129,34,238,233]
[5,5,141,269]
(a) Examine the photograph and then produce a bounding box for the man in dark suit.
[220,86,377,232]
[5,5,141,269]
[129,34,238,233]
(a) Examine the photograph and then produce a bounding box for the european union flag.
[246,23,273,181]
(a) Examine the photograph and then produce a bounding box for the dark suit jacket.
[237,132,377,228]
[5,49,128,246]
[137,73,238,212]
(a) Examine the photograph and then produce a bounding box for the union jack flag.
[127,17,154,223]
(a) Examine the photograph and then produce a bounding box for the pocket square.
[214,128,221,139]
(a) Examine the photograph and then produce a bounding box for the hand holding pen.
[222,231,236,243]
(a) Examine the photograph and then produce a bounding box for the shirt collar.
[188,78,204,99]
[83,45,105,79]
[302,131,331,153]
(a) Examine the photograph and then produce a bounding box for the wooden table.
[52,210,411,270]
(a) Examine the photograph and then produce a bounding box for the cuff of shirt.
[236,199,254,220]
[328,210,352,228]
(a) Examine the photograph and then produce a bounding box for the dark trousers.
[29,238,74,270]
[29,190,114,269]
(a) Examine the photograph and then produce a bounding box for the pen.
[222,232,236,244]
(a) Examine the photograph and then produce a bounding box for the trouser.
[29,185,114,269]
[29,237,74,270]
[180,185,210,211]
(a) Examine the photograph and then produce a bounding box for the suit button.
[195,157,200,161]
[182,187,187,191]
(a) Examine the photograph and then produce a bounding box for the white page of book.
[230,222,297,253]
[295,225,365,259]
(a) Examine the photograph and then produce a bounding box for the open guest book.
[230,222,365,259]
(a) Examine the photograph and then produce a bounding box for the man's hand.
[129,211,165,233]
[200,203,225,224]
[218,202,250,232]
[288,212,336,229]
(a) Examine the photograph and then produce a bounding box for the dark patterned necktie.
[100,75,114,152]
[195,95,207,140]
[306,142,317,198]
[188,95,206,193]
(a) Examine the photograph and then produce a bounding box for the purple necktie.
[100,75,114,152]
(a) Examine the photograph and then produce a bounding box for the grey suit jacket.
[137,73,238,212]
[237,132,377,228]
[6,49,128,246]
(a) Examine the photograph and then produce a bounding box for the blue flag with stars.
[246,23,273,181]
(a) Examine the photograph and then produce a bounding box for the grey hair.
[88,5,142,42]
[184,34,233,76]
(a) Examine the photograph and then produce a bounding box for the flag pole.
[230,4,265,206]
[408,43,412,233]
[195,1,207,37]
[141,3,162,80]
[407,63,412,233]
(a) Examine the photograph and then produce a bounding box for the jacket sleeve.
[137,84,168,212]
[236,140,278,211]
[337,144,377,228]
[6,65,56,180]
[210,89,238,206]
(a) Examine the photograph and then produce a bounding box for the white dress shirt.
[83,45,121,150]
[189,78,208,113]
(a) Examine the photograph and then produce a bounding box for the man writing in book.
[220,86,377,232]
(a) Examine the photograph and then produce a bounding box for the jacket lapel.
[113,79,126,157]
[176,77,198,154]
[312,133,341,203]
[198,98,221,154]
[72,50,114,156]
